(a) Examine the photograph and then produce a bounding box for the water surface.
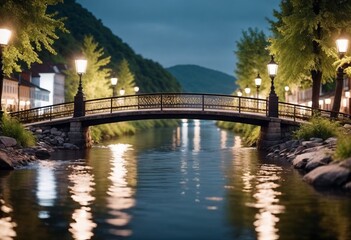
[0,120,350,240]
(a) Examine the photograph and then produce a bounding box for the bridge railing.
[84,93,269,116]
[10,102,74,123]
[278,101,351,122]
[8,93,351,124]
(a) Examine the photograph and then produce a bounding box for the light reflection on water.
[248,165,285,240]
[229,135,285,240]
[68,164,96,240]
[36,161,57,219]
[106,143,135,237]
[0,198,16,240]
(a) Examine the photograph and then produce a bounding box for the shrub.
[294,116,340,140]
[1,115,36,147]
[334,136,351,161]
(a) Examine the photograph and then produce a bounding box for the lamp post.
[284,85,290,102]
[244,85,251,96]
[237,89,243,97]
[0,28,11,117]
[334,36,350,117]
[119,88,125,96]
[111,77,118,97]
[254,73,262,98]
[73,58,87,117]
[267,55,279,117]
[134,86,139,94]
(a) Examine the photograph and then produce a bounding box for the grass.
[294,116,340,141]
[1,114,36,147]
[334,135,351,161]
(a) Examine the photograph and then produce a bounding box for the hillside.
[167,65,236,94]
[41,0,180,93]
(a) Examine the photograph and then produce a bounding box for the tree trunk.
[311,70,322,112]
[331,67,344,118]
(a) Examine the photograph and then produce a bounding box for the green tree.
[115,59,136,95]
[269,0,351,112]
[65,35,111,101]
[235,28,271,97]
[0,0,67,75]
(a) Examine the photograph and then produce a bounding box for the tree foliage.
[115,59,136,95]
[269,0,351,110]
[0,0,67,75]
[65,35,111,101]
[235,28,272,97]
[44,0,181,94]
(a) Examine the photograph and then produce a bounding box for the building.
[286,76,351,114]
[2,76,19,112]
[30,63,66,106]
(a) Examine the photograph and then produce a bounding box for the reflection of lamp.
[0,28,12,117]
[119,88,125,96]
[111,77,118,97]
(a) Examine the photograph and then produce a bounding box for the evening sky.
[76,0,281,76]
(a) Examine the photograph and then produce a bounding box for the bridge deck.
[9,93,350,127]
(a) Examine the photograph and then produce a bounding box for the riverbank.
[0,136,55,170]
[0,126,80,170]
[267,136,351,190]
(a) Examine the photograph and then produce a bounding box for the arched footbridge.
[9,93,350,149]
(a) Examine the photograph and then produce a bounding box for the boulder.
[305,155,332,172]
[301,141,323,148]
[35,149,51,160]
[0,136,17,147]
[324,137,337,146]
[63,143,79,150]
[292,152,311,169]
[303,165,351,188]
[343,181,351,190]
[292,148,333,170]
[0,151,14,170]
[339,158,351,169]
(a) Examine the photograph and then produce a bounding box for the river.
[0,120,350,240]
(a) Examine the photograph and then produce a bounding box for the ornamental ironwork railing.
[8,93,350,124]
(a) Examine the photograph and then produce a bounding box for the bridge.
[9,93,350,149]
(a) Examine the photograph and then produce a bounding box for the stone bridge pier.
[68,121,92,148]
[258,118,299,150]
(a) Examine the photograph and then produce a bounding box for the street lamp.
[244,85,251,96]
[0,28,12,117]
[333,35,350,117]
[284,85,290,102]
[73,58,87,117]
[267,55,279,117]
[237,89,243,97]
[134,86,139,94]
[254,73,262,98]
[111,77,118,97]
[119,88,125,96]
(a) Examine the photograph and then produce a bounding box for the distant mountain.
[42,0,181,93]
[167,65,236,94]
